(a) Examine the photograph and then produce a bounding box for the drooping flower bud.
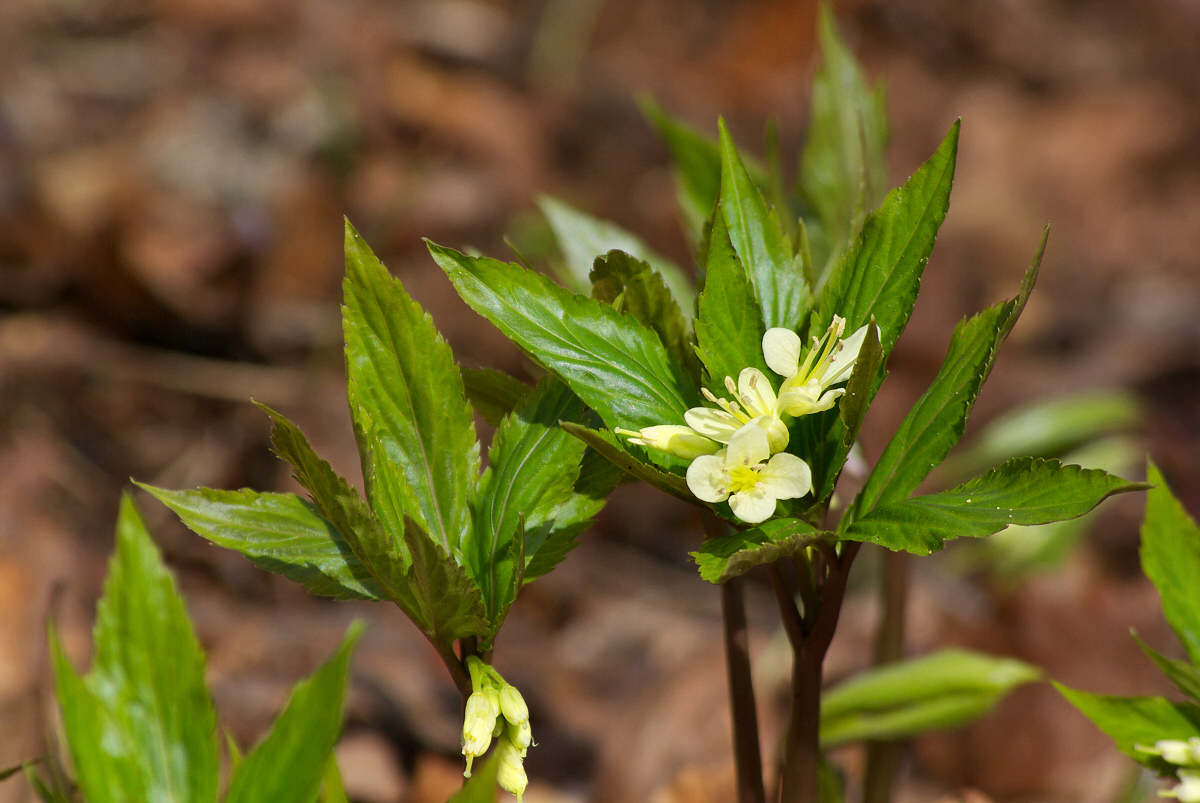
[495,733,528,802]
[461,687,501,777]
[498,683,529,725]
[507,718,533,757]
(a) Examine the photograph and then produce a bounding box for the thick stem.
[437,640,473,704]
[705,515,766,803]
[863,549,908,803]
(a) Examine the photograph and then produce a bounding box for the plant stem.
[862,549,908,803]
[437,640,473,704]
[705,515,766,803]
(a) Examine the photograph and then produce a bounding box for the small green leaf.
[1133,632,1200,703]
[1142,461,1200,664]
[539,195,695,317]
[821,649,1039,748]
[799,4,889,281]
[839,320,882,446]
[691,519,827,584]
[320,755,350,803]
[448,752,500,803]
[719,119,810,332]
[694,208,771,388]
[559,422,691,501]
[53,496,219,803]
[225,623,362,803]
[854,228,1047,514]
[1056,684,1200,771]
[461,367,531,428]
[137,484,385,601]
[845,458,1147,555]
[430,243,696,435]
[344,220,480,555]
[590,249,699,379]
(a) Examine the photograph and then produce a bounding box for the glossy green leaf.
[461,367,531,428]
[691,519,827,584]
[1141,461,1200,664]
[539,195,695,317]
[719,119,810,331]
[854,229,1046,514]
[845,458,1146,555]
[1133,632,1200,703]
[344,221,479,554]
[472,377,596,623]
[559,422,691,500]
[799,5,888,281]
[225,624,361,803]
[1056,684,1200,771]
[137,484,385,601]
[53,496,219,803]
[430,243,695,434]
[590,249,698,379]
[838,320,882,446]
[693,208,771,388]
[821,649,1039,748]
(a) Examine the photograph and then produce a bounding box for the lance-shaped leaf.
[560,422,690,500]
[691,518,828,584]
[461,367,531,428]
[590,249,698,379]
[799,5,889,281]
[719,119,810,332]
[430,243,695,434]
[694,209,771,388]
[448,753,501,803]
[844,458,1146,555]
[137,485,385,601]
[820,649,1039,748]
[1142,461,1200,664]
[1056,684,1200,772]
[472,378,595,623]
[854,228,1047,515]
[344,221,479,554]
[1133,633,1200,703]
[839,319,882,446]
[539,195,695,317]
[225,624,360,803]
[53,496,219,803]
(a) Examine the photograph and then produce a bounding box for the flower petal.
[737,367,777,417]
[729,486,776,524]
[756,416,790,454]
[635,425,720,459]
[726,422,770,467]
[823,324,871,386]
[763,328,803,378]
[759,453,812,500]
[687,455,731,503]
[685,407,741,442]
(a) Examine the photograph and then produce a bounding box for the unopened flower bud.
[1171,770,1200,802]
[507,718,533,757]
[461,688,501,777]
[496,734,528,802]
[616,425,718,460]
[498,684,529,725]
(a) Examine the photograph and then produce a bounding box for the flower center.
[728,464,761,493]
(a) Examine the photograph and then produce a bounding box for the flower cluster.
[462,656,533,800]
[1137,739,1200,801]
[619,316,868,524]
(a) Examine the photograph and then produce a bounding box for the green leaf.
[693,208,771,388]
[559,422,690,501]
[814,121,958,360]
[854,228,1047,514]
[691,519,827,584]
[1056,684,1200,771]
[719,119,810,331]
[1142,461,1200,664]
[461,367,531,428]
[799,4,889,281]
[637,96,724,247]
[1133,632,1200,703]
[320,756,350,803]
[538,195,696,318]
[137,484,385,601]
[430,243,696,434]
[448,752,500,803]
[53,496,219,803]
[472,377,596,623]
[839,320,882,446]
[344,220,479,555]
[590,249,699,379]
[225,624,361,803]
[845,458,1147,555]
[821,649,1039,748]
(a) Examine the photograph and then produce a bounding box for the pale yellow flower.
[762,315,870,418]
[686,422,812,524]
[614,424,719,460]
[686,368,790,454]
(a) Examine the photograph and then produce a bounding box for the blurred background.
[1,0,1199,800]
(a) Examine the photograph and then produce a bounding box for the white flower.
[496,733,529,801]
[762,315,870,418]
[686,422,812,524]
[1137,738,1200,767]
[614,424,719,460]
[498,683,529,726]
[685,368,790,454]
[461,686,500,776]
[1169,770,1200,802]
